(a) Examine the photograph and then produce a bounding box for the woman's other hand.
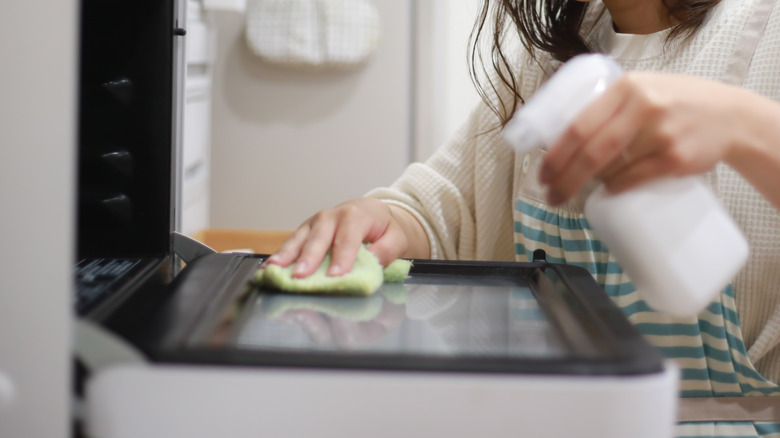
[539,72,756,205]
[266,198,429,278]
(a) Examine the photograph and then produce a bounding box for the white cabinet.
[180,0,214,236]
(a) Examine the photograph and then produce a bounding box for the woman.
[268,0,780,434]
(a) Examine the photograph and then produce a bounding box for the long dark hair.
[470,0,721,126]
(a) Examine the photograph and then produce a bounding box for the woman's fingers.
[328,207,379,276]
[266,198,407,279]
[546,97,646,204]
[290,211,339,278]
[328,199,411,274]
[265,209,339,278]
[542,74,676,204]
[540,79,628,185]
[267,224,311,266]
[602,155,673,193]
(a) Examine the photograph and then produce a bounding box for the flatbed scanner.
[74,0,678,437]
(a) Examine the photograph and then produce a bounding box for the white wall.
[208,0,481,231]
[0,1,76,437]
[209,0,413,231]
[414,0,482,161]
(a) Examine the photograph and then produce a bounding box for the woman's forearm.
[726,90,780,210]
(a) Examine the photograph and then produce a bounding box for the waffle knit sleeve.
[365,99,516,262]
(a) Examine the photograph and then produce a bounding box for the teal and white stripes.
[513,197,780,437]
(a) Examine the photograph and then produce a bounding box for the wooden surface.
[193,228,293,255]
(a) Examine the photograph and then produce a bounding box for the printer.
[73,0,678,437]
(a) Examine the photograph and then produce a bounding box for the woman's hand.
[539,72,758,205]
[266,198,429,278]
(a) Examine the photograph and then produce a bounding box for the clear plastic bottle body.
[503,54,749,318]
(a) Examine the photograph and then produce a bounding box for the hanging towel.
[245,0,380,68]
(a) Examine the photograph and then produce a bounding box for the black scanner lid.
[77,0,175,260]
[75,0,178,320]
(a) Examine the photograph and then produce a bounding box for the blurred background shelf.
[193,228,293,254]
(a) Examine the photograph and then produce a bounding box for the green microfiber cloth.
[255,245,412,296]
[383,259,413,283]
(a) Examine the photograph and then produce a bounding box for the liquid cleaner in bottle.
[502,54,749,318]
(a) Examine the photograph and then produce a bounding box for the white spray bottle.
[502,54,749,318]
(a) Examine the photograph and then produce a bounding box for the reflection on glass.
[234,275,568,359]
